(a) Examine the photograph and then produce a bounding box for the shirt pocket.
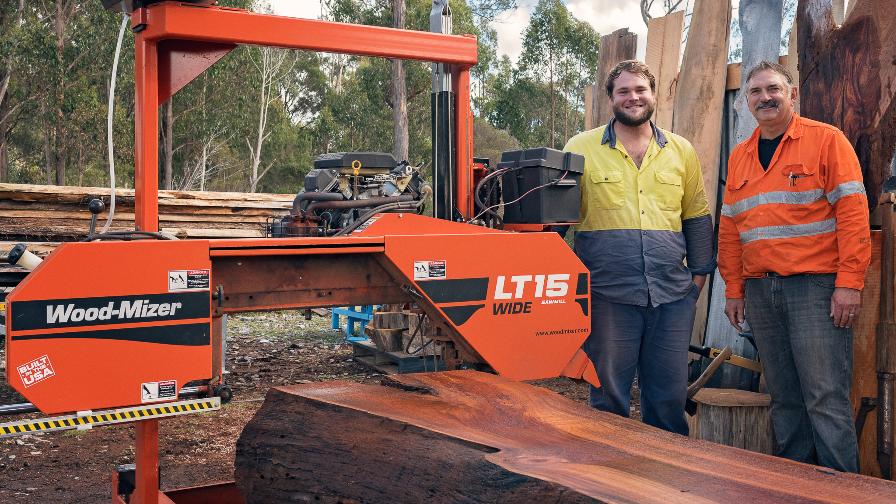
[780,163,822,192]
[588,169,625,209]
[654,170,684,211]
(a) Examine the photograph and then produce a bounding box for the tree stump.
[687,388,774,455]
[234,371,896,503]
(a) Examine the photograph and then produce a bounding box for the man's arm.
[718,150,746,330]
[680,147,715,291]
[824,130,871,327]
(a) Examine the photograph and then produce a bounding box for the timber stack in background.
[0,182,294,251]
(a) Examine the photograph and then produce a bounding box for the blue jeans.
[584,285,699,435]
[745,274,858,472]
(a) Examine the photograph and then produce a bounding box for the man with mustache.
[562,60,714,434]
[718,61,870,472]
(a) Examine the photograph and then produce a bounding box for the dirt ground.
[0,310,632,503]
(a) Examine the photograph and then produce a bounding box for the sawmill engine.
[270,152,430,237]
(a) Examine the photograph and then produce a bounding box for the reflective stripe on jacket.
[717,115,871,298]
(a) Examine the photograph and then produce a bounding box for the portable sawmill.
[0,1,595,502]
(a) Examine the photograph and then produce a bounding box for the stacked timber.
[235,370,896,503]
[0,183,294,243]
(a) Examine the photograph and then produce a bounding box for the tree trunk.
[234,370,896,503]
[391,0,408,161]
[734,0,784,145]
[0,135,7,183]
[162,99,174,190]
[53,0,66,186]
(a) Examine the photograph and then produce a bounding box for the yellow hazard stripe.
[0,398,219,438]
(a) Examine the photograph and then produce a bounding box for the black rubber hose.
[291,191,345,214]
[305,194,416,214]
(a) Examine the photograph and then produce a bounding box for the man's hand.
[831,287,861,328]
[724,298,746,331]
[693,274,707,292]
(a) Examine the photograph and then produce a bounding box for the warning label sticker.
[141,380,177,403]
[168,269,210,291]
[17,355,56,388]
[414,260,447,280]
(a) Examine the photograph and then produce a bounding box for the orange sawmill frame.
[132,1,477,231]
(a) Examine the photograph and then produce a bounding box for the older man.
[563,60,715,435]
[718,61,871,472]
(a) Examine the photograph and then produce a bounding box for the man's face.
[746,69,797,125]
[609,71,656,127]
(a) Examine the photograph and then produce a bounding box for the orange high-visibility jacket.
[718,115,871,298]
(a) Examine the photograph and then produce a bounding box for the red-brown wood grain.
[236,371,896,503]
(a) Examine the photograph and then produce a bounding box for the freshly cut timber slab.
[234,370,896,503]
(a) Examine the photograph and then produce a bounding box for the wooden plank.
[645,11,684,130]
[234,370,896,503]
[672,0,732,354]
[0,209,274,224]
[853,230,884,477]
[0,183,295,203]
[799,0,896,208]
[783,17,800,114]
[725,56,789,91]
[592,28,638,128]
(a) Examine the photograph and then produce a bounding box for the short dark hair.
[745,61,794,87]
[605,60,656,97]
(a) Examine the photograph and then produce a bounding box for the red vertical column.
[133,419,163,504]
[134,24,160,232]
[454,65,473,220]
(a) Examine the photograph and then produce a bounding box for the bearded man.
[562,60,714,434]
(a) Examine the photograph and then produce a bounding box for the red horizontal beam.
[138,3,478,66]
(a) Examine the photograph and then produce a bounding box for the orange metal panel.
[158,40,235,102]
[134,31,160,231]
[209,246,384,257]
[5,241,213,413]
[454,67,474,219]
[208,236,385,249]
[141,3,478,66]
[381,229,590,381]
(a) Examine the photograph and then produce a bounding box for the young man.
[563,60,714,435]
[718,61,870,472]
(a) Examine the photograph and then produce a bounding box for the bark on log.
[798,0,896,209]
[234,370,896,503]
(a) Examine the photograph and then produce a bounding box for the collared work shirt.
[718,114,871,298]
[564,120,715,307]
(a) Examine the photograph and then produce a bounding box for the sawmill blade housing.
[5,213,590,414]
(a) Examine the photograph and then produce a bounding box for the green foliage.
[1,0,598,194]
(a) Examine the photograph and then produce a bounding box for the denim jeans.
[745,273,858,472]
[584,284,699,435]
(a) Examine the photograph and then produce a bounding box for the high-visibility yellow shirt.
[564,120,714,306]
[568,123,711,233]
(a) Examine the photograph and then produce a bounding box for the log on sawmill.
[0,182,293,241]
[234,370,896,503]
[687,388,774,455]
